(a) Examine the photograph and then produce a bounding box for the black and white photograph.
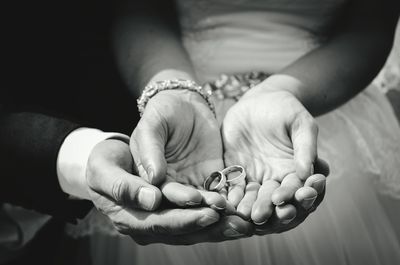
[1,0,400,264]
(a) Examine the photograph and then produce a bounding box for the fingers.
[197,190,227,211]
[294,186,318,210]
[290,111,318,181]
[251,180,280,225]
[227,179,246,207]
[275,204,297,224]
[236,182,260,220]
[112,206,220,238]
[161,182,202,207]
[131,111,167,185]
[160,182,235,215]
[304,173,326,195]
[87,165,162,211]
[173,215,254,245]
[254,176,324,235]
[135,215,254,245]
[271,173,302,206]
[254,203,298,236]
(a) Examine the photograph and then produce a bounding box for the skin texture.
[219,88,326,224]
[86,139,256,245]
[131,90,230,212]
[85,139,325,245]
[129,87,327,238]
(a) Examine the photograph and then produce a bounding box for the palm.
[133,90,224,188]
[163,99,223,187]
[219,90,321,223]
[222,92,300,184]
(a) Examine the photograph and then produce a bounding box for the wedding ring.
[203,171,226,191]
[204,165,246,191]
[221,165,246,185]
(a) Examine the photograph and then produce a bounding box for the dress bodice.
[175,0,348,81]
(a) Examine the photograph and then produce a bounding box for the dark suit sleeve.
[0,105,93,223]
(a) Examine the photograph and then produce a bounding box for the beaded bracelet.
[137,79,216,117]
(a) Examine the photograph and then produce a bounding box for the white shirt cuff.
[57,128,129,200]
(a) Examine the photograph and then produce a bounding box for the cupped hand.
[131,90,229,211]
[86,139,251,245]
[253,177,326,236]
[221,85,327,224]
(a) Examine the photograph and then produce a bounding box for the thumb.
[88,164,162,211]
[131,111,167,185]
[290,111,319,181]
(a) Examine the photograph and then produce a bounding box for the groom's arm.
[0,105,93,222]
[0,105,129,222]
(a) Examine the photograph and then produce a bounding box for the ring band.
[203,171,226,191]
[221,165,246,185]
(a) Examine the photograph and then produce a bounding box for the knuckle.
[150,223,171,235]
[107,211,133,236]
[110,216,131,235]
[207,192,222,203]
[111,178,127,203]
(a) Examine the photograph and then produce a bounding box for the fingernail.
[186,201,201,207]
[302,196,317,210]
[313,179,325,194]
[223,228,244,237]
[138,187,157,210]
[197,215,219,227]
[254,219,268,226]
[211,205,226,211]
[275,201,285,206]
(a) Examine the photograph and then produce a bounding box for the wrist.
[154,89,209,106]
[244,74,305,102]
[138,79,215,117]
[147,69,198,85]
[57,128,130,200]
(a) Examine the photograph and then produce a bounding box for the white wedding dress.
[86,1,400,264]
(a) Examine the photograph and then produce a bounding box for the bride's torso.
[175,0,347,82]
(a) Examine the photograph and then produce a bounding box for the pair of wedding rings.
[203,165,246,192]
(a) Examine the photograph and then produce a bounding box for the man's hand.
[131,90,229,211]
[221,86,328,225]
[85,139,252,245]
[86,139,162,212]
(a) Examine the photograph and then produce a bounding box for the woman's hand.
[131,89,229,211]
[222,85,327,224]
